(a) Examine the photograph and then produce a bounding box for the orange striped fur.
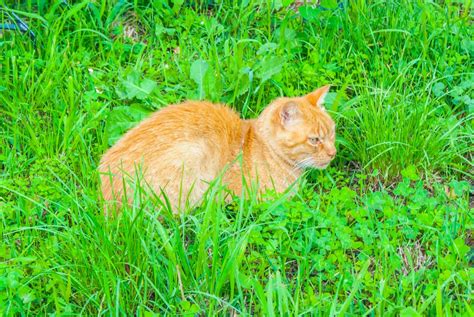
[99,86,336,212]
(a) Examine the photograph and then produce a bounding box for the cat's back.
[150,100,243,139]
[102,101,242,161]
[99,101,244,208]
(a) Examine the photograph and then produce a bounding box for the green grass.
[1,0,473,315]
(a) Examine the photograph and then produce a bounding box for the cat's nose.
[327,148,337,158]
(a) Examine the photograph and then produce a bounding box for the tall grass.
[1,0,472,315]
[2,0,472,178]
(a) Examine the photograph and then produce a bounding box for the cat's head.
[258,85,337,170]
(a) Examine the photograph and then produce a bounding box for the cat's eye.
[308,137,321,145]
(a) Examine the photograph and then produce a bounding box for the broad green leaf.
[232,67,253,98]
[105,104,151,146]
[172,0,185,13]
[203,64,220,101]
[401,165,420,181]
[394,179,414,197]
[257,43,277,56]
[432,82,445,98]
[190,59,209,99]
[137,78,158,99]
[255,56,285,84]
[453,237,470,258]
[449,180,470,197]
[299,6,320,21]
[122,77,157,100]
[117,71,157,100]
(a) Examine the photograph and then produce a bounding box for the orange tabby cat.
[99,86,336,212]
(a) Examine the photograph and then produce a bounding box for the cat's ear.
[305,85,330,109]
[280,102,300,126]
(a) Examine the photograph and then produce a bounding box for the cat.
[99,85,336,213]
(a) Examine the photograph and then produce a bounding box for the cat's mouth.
[296,158,331,170]
[314,162,330,169]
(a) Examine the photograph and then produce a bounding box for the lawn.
[1,0,473,315]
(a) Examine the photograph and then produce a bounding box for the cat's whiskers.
[295,157,315,171]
